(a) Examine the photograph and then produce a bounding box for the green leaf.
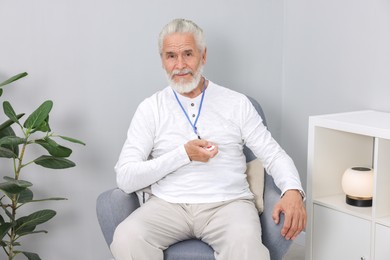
[17,188,34,203]
[30,197,67,203]
[3,101,19,123]
[3,206,13,221]
[0,72,28,87]
[35,137,72,157]
[0,146,16,158]
[0,180,25,195]
[34,155,75,169]
[31,115,51,133]
[17,229,48,238]
[58,135,86,146]
[0,178,32,196]
[0,88,2,97]
[3,176,32,186]
[15,209,56,235]
[0,126,19,157]
[22,251,41,260]
[0,222,12,240]
[3,176,18,181]
[23,100,53,130]
[0,113,25,131]
[18,188,67,204]
[0,136,26,146]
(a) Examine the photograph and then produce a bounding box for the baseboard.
[294,231,306,246]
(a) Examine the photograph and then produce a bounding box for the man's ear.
[160,52,166,69]
[161,59,167,70]
[202,47,207,65]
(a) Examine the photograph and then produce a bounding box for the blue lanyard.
[172,79,206,139]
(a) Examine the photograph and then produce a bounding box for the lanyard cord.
[172,78,206,139]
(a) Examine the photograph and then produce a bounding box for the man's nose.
[176,55,186,69]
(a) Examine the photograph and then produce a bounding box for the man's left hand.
[272,189,306,240]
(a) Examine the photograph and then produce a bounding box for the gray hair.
[158,18,206,55]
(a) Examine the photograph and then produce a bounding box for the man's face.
[161,33,206,93]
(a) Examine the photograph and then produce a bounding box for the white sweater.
[115,81,303,203]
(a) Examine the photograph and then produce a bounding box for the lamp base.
[346,195,372,207]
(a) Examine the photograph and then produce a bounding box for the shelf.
[376,216,390,228]
[313,194,372,220]
[310,110,390,139]
[307,110,390,260]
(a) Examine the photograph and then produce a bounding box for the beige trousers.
[110,196,270,260]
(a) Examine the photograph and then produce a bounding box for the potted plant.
[0,72,85,260]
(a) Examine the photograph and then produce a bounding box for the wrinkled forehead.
[162,33,198,53]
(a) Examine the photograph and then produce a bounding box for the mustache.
[171,69,193,77]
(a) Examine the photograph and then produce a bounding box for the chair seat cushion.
[164,239,215,260]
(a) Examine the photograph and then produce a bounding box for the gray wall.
[282,0,390,190]
[0,1,283,259]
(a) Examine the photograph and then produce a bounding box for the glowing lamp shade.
[341,167,374,207]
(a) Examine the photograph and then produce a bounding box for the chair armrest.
[96,188,140,246]
[260,174,292,260]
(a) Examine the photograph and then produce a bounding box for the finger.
[207,145,218,158]
[298,209,307,236]
[287,207,307,240]
[191,139,208,147]
[197,146,217,162]
[285,213,299,240]
[281,212,293,238]
[293,212,307,240]
[272,205,282,224]
[291,216,304,240]
[196,148,211,162]
[185,143,206,162]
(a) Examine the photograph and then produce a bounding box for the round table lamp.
[341,167,374,207]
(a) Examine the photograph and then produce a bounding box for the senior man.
[111,18,306,260]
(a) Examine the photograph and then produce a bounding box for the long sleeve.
[114,98,191,194]
[240,98,303,195]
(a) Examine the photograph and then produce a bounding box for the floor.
[283,241,305,260]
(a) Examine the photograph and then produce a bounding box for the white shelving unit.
[306,110,390,260]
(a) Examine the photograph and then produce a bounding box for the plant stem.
[8,196,17,260]
[15,142,27,181]
[7,141,28,259]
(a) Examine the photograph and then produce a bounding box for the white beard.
[166,65,204,94]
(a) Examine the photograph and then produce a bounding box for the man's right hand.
[184,139,218,162]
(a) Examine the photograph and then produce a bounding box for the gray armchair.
[96,96,292,260]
